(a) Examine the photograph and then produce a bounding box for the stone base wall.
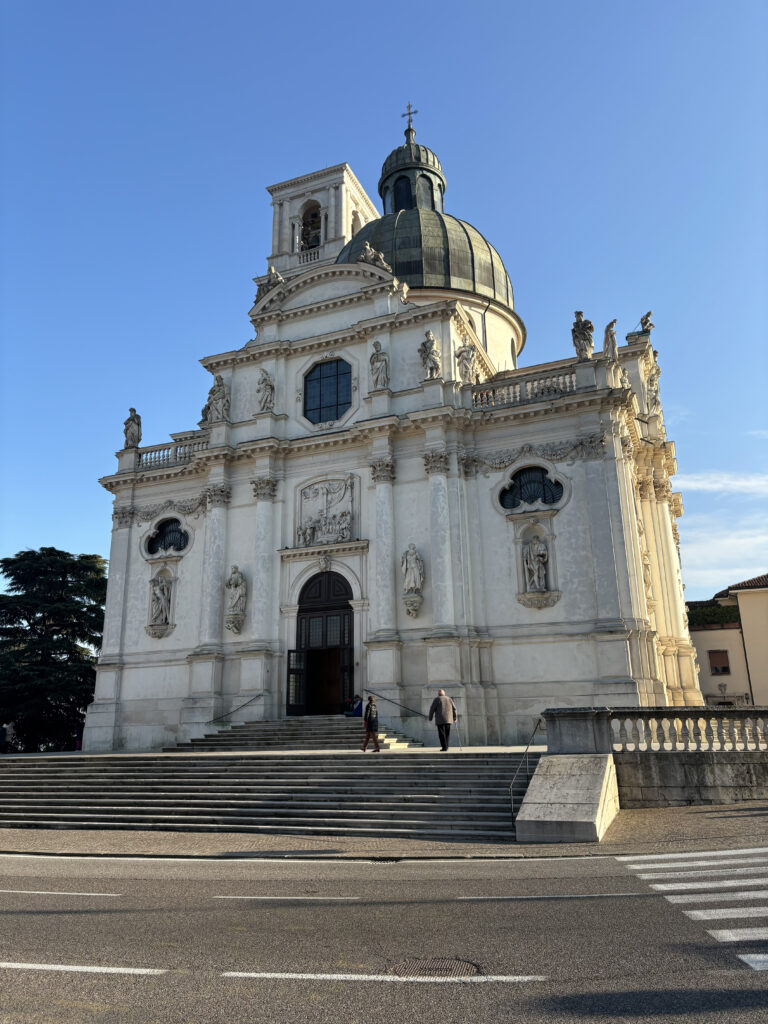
[614,751,768,807]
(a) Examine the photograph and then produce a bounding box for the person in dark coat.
[361,696,380,752]
[428,689,457,751]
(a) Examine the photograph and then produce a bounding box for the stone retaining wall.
[614,751,768,807]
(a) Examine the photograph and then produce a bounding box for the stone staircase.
[0,750,540,841]
[164,714,423,752]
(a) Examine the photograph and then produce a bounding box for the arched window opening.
[300,202,321,251]
[303,359,352,424]
[147,518,189,555]
[416,175,435,210]
[382,188,393,214]
[394,176,413,211]
[500,467,564,510]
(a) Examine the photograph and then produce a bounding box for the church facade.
[83,124,703,753]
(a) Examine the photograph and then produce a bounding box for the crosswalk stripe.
[617,847,768,862]
[708,928,768,942]
[650,877,768,892]
[666,890,768,904]
[625,856,768,872]
[737,954,768,970]
[684,907,768,921]
[639,865,768,880]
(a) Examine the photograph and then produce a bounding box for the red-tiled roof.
[714,573,768,598]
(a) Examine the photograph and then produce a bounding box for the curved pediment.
[250,263,392,320]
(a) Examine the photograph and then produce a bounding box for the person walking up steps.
[428,688,457,751]
[361,696,380,752]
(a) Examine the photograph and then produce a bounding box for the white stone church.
[83,120,703,753]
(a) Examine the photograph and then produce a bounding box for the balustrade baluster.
[617,717,629,750]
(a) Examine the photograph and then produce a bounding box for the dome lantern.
[378,107,447,215]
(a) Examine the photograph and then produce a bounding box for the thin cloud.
[680,510,768,599]
[675,473,768,496]
[747,429,768,440]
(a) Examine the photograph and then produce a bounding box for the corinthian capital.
[251,476,278,501]
[369,459,395,483]
[423,449,450,476]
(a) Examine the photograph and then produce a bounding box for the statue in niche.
[256,368,275,412]
[401,544,425,594]
[523,536,549,593]
[646,354,661,415]
[640,310,655,333]
[123,408,142,448]
[202,375,230,424]
[571,311,594,361]
[419,330,441,379]
[225,565,247,615]
[603,319,619,363]
[255,265,284,302]
[369,340,390,390]
[455,341,477,384]
[357,241,392,273]
[149,575,172,626]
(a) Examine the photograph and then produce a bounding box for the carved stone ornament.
[621,436,633,460]
[455,342,477,384]
[356,240,392,273]
[112,506,134,528]
[423,450,450,476]
[256,368,275,413]
[469,433,606,474]
[638,476,653,500]
[419,330,441,380]
[297,476,354,547]
[646,357,661,416]
[205,485,231,508]
[403,593,423,618]
[255,265,284,302]
[317,553,332,572]
[369,458,395,483]
[119,490,215,527]
[517,590,561,610]
[571,311,594,361]
[619,367,631,389]
[459,453,479,478]
[654,477,671,502]
[224,564,247,634]
[251,476,278,501]
[401,543,425,595]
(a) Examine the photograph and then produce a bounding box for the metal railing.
[509,718,543,794]
[206,692,264,727]
[364,689,427,720]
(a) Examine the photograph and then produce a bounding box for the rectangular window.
[308,617,323,648]
[326,615,341,647]
[708,650,731,675]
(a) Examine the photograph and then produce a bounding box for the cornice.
[280,539,369,561]
[266,163,349,195]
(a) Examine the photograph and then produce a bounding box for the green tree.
[0,548,107,752]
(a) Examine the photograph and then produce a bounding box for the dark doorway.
[287,572,353,716]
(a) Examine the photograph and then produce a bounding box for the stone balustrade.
[137,439,209,469]
[472,370,578,410]
[543,706,768,754]
[297,248,320,265]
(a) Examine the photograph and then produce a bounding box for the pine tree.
[0,548,107,751]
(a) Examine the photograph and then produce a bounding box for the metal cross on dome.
[401,102,419,130]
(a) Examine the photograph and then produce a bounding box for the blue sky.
[1,0,766,600]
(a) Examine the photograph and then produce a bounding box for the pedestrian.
[428,688,457,751]
[361,696,380,752]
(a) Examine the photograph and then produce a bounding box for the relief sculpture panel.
[296,476,355,547]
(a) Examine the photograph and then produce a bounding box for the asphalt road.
[0,846,766,1023]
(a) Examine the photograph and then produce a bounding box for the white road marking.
[708,927,768,942]
[639,865,768,880]
[650,877,768,892]
[738,954,768,970]
[666,890,768,904]
[222,971,547,984]
[0,889,121,897]
[214,896,360,901]
[617,847,768,862]
[456,893,653,901]
[0,962,165,975]
[625,856,768,871]
[685,907,768,921]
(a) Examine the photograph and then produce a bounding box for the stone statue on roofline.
[603,319,619,363]
[123,408,142,448]
[455,341,477,384]
[571,311,594,361]
[419,330,442,379]
[201,374,230,424]
[640,311,655,333]
[255,265,284,302]
[357,240,392,273]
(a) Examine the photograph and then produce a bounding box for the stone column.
[370,459,397,639]
[424,449,455,633]
[250,476,278,641]
[271,201,280,256]
[328,186,337,241]
[197,485,230,647]
[278,202,288,255]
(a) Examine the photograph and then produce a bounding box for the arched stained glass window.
[499,467,563,510]
[303,359,352,424]
[147,518,189,554]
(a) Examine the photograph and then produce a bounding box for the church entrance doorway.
[287,572,353,716]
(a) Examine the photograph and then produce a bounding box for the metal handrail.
[364,689,427,720]
[206,692,264,726]
[509,718,543,796]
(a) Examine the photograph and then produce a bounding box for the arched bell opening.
[287,572,354,716]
